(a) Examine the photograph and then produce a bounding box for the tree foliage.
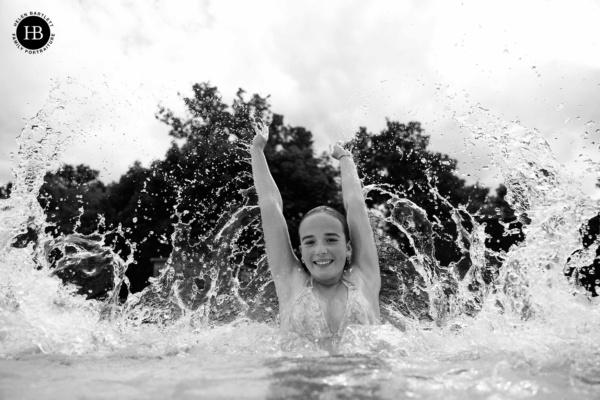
[34,83,341,292]
[348,120,506,266]
[27,82,524,299]
[38,164,107,236]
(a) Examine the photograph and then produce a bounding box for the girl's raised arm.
[332,144,381,292]
[250,119,302,303]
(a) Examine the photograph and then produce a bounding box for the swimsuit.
[279,273,380,348]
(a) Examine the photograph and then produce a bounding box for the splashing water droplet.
[395,146,404,159]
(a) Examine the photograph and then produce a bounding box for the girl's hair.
[298,206,350,243]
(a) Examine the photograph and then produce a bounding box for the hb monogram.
[23,26,44,40]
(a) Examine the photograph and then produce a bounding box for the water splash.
[456,106,600,326]
[0,81,135,356]
[2,82,600,398]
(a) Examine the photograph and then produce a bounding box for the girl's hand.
[331,143,352,160]
[251,116,268,151]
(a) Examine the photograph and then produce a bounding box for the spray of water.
[1,81,600,396]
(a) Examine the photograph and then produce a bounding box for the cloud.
[1,0,599,198]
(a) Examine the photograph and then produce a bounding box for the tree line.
[1,82,524,296]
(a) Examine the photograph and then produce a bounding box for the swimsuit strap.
[341,273,357,293]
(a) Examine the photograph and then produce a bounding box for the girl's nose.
[315,243,327,255]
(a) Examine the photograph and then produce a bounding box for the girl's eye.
[304,241,314,246]
[327,239,337,243]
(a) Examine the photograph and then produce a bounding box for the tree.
[123,84,343,321]
[101,161,170,293]
[99,83,341,298]
[38,164,107,236]
[153,84,265,236]
[347,120,524,322]
[349,121,493,266]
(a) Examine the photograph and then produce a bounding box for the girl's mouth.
[313,259,333,267]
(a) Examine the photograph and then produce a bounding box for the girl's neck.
[312,274,344,293]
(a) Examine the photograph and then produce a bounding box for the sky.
[2,0,600,199]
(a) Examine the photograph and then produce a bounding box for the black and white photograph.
[1,1,600,398]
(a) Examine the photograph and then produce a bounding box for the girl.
[250,118,381,352]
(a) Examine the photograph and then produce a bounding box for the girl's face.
[299,213,350,285]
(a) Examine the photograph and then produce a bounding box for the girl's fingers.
[249,114,269,135]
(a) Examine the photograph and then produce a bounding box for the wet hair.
[298,206,350,243]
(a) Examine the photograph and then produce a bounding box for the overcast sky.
[2,0,600,199]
